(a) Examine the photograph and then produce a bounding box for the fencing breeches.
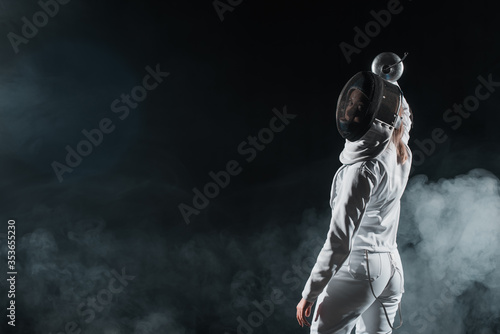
[310,250,404,334]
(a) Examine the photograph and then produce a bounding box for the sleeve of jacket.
[401,96,412,145]
[301,163,377,303]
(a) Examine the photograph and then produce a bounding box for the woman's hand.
[296,297,315,327]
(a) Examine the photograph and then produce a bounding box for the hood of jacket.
[339,119,394,165]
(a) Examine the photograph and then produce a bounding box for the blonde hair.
[392,104,408,164]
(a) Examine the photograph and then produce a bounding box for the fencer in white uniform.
[296,53,412,334]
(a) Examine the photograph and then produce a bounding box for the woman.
[296,71,412,334]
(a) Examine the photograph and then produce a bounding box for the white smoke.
[398,169,500,333]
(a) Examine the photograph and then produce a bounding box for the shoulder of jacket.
[344,160,380,183]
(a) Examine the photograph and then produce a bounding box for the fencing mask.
[336,71,403,142]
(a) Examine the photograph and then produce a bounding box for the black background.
[0,0,499,333]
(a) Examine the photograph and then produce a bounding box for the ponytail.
[392,105,408,164]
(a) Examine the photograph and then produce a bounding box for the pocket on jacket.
[347,251,382,281]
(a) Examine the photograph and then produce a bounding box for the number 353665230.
[7,220,15,267]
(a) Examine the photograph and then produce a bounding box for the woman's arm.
[401,96,413,145]
[300,163,376,303]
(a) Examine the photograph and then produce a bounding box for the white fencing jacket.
[302,96,412,303]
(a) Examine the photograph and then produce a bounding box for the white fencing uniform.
[301,97,412,334]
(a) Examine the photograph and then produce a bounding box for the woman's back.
[336,97,413,253]
[352,141,411,252]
